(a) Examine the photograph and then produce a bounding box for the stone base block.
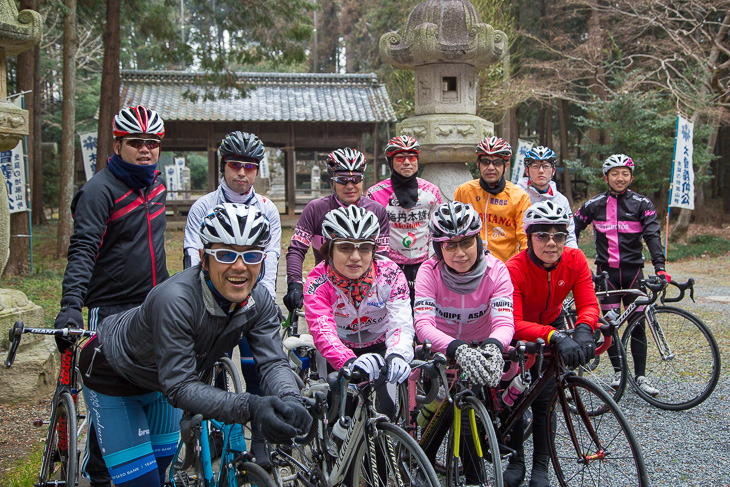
[421,162,473,203]
[0,288,56,405]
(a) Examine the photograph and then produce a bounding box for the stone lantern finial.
[379,0,508,200]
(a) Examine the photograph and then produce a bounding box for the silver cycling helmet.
[523,200,570,231]
[199,203,271,248]
[602,154,635,175]
[429,201,482,242]
[218,131,265,167]
[322,205,380,242]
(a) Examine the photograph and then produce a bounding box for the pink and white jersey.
[366,178,442,265]
[304,256,415,370]
[413,255,515,354]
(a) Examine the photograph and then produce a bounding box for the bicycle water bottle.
[604,308,620,324]
[332,416,351,441]
[502,374,528,407]
[416,386,446,428]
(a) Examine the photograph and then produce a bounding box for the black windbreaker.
[574,190,665,270]
[61,168,169,308]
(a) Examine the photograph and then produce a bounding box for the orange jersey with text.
[454,179,530,263]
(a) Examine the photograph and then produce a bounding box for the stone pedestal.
[0,290,55,405]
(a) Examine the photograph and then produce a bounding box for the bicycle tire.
[38,391,78,487]
[221,458,277,487]
[347,422,441,487]
[575,320,628,415]
[212,356,243,393]
[548,375,649,487]
[622,306,721,410]
[444,396,502,487]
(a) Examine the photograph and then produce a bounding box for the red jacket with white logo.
[506,247,599,342]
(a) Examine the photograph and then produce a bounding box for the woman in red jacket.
[504,200,600,487]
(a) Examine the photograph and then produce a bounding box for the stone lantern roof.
[380,0,507,69]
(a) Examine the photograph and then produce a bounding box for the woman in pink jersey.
[304,205,415,393]
[414,201,515,485]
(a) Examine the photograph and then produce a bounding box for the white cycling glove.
[351,353,386,381]
[386,355,411,384]
[454,344,504,387]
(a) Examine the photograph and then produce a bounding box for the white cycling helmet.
[523,201,570,231]
[322,205,380,242]
[326,148,367,175]
[199,203,271,248]
[113,105,165,139]
[429,201,482,242]
[602,154,635,175]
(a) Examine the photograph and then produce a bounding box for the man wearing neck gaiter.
[454,136,531,263]
[54,105,169,487]
[182,131,282,467]
[366,135,441,304]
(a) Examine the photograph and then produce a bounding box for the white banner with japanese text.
[79,132,98,181]
[669,114,695,210]
[0,140,27,213]
[511,139,533,184]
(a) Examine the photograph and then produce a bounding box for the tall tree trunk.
[31,37,45,225]
[557,98,573,205]
[693,109,722,212]
[56,0,77,259]
[95,0,121,171]
[4,0,37,276]
[537,106,546,145]
[586,2,608,145]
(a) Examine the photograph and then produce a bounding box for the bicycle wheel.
[212,356,243,393]
[548,375,648,487]
[575,321,627,415]
[348,422,441,487]
[38,391,78,487]
[444,396,503,487]
[221,459,277,487]
[622,306,721,410]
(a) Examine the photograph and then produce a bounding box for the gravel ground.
[2,250,728,486]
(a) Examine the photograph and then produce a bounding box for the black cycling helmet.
[218,131,266,173]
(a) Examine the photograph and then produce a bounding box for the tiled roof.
[119,70,397,123]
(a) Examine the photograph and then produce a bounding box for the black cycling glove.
[572,323,596,364]
[282,396,313,436]
[54,296,84,353]
[550,330,585,369]
[283,282,304,313]
[248,395,310,444]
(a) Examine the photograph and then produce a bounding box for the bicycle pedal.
[32,419,48,427]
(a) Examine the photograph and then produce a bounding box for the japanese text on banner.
[511,139,533,184]
[669,114,695,210]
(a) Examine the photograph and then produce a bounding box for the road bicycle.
[167,356,276,487]
[277,313,440,487]
[565,275,721,411]
[415,324,648,486]
[403,347,504,487]
[5,321,95,487]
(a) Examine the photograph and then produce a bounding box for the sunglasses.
[204,248,265,265]
[226,161,259,172]
[331,175,364,185]
[532,232,568,244]
[124,138,161,150]
[333,241,375,254]
[477,157,506,167]
[393,154,418,163]
[441,236,477,252]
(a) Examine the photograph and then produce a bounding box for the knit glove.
[455,344,501,387]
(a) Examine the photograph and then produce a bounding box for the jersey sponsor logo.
[467,308,488,320]
[388,208,430,224]
[138,428,150,436]
[491,299,514,313]
[366,299,386,308]
[393,221,422,229]
[491,227,507,239]
[402,232,417,248]
[436,309,462,321]
[306,274,328,294]
[558,279,566,287]
[488,197,508,206]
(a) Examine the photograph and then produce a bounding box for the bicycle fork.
[557,384,605,464]
[644,307,674,361]
[452,401,483,460]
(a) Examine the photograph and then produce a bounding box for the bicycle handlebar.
[4,321,96,368]
[660,278,695,304]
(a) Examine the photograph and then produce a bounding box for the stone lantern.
[380,0,507,200]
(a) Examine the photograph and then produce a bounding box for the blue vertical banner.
[511,139,533,184]
[0,141,27,213]
[79,132,98,181]
[669,114,695,210]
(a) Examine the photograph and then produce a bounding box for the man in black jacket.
[54,105,169,487]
